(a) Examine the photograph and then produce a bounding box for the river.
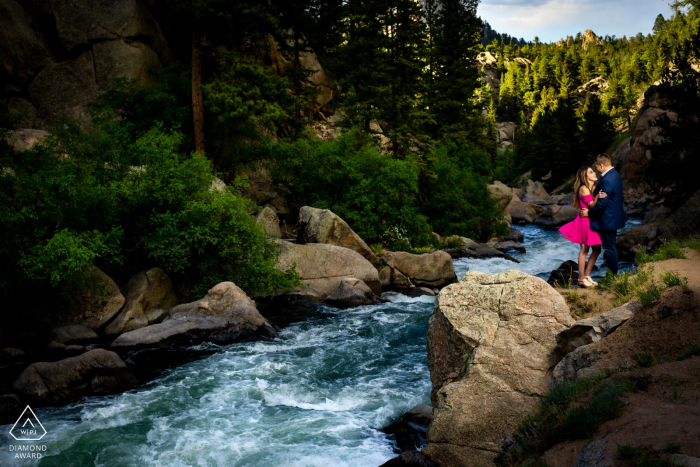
[1,219,641,467]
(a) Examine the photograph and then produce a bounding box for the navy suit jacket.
[590,167,629,231]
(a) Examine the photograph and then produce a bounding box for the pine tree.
[580,94,615,159]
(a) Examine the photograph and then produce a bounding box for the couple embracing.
[559,154,629,288]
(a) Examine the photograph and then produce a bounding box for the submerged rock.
[324,278,376,308]
[111,282,277,350]
[275,241,381,301]
[382,404,433,452]
[13,349,137,406]
[424,270,572,466]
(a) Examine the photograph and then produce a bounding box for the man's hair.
[595,153,612,166]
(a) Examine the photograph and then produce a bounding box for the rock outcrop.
[111,282,276,349]
[71,267,126,330]
[13,349,137,406]
[48,324,98,345]
[106,267,178,335]
[255,206,282,238]
[382,404,433,452]
[496,122,517,151]
[276,241,381,301]
[424,270,572,466]
[575,77,608,107]
[297,206,380,268]
[324,278,376,308]
[382,251,456,289]
[556,302,640,355]
[616,223,661,260]
[507,197,545,224]
[660,189,700,241]
[519,180,554,205]
[534,205,579,227]
[488,181,515,211]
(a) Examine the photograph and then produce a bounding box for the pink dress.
[559,194,602,246]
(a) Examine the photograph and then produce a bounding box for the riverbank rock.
[324,278,376,308]
[48,324,98,345]
[495,241,526,253]
[276,241,381,300]
[111,282,277,349]
[660,189,700,241]
[548,260,579,286]
[504,227,524,243]
[488,181,515,211]
[519,180,554,205]
[105,267,178,335]
[556,302,640,355]
[13,349,137,406]
[643,205,671,225]
[383,251,456,288]
[534,205,579,227]
[454,237,519,263]
[382,404,433,452]
[379,451,438,467]
[552,344,601,385]
[507,197,544,224]
[617,223,661,260]
[424,270,572,466]
[71,267,126,330]
[256,206,282,238]
[297,206,381,268]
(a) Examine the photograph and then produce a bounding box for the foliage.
[501,372,628,464]
[632,351,658,368]
[0,121,299,325]
[660,271,689,289]
[565,291,601,318]
[652,241,687,261]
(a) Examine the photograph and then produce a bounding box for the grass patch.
[632,351,658,368]
[369,243,385,255]
[660,271,689,289]
[680,238,700,253]
[599,268,689,307]
[443,236,465,249]
[502,371,627,464]
[616,443,682,466]
[652,242,686,261]
[565,291,600,318]
[617,443,641,460]
[664,442,681,454]
[675,340,700,361]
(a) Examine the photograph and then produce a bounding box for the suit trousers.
[597,230,619,274]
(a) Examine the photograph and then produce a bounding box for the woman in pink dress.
[559,167,607,288]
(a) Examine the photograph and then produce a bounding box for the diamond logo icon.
[9,406,47,441]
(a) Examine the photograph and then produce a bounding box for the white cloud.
[479,0,672,43]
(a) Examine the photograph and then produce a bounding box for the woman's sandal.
[578,279,589,288]
[585,276,598,286]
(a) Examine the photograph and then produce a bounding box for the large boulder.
[383,251,456,289]
[276,241,381,300]
[48,324,98,345]
[660,190,700,241]
[324,278,376,308]
[487,181,515,211]
[507,197,544,224]
[548,260,579,286]
[71,267,126,330]
[111,282,277,349]
[519,179,553,205]
[642,204,671,225]
[0,0,54,83]
[92,38,162,87]
[552,344,601,385]
[105,267,178,336]
[6,129,48,153]
[617,223,661,260]
[556,302,640,355]
[424,270,572,467]
[256,206,282,238]
[534,204,579,227]
[13,349,137,406]
[297,206,381,268]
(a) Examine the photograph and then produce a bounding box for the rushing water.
[2,219,641,467]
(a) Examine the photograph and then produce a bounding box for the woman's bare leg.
[585,245,602,277]
[578,244,590,281]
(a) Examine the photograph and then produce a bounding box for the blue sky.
[478,0,674,43]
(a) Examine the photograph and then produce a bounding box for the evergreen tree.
[580,94,615,159]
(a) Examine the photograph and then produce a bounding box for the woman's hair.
[572,167,592,207]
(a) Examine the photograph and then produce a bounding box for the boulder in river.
[382,404,433,452]
[111,282,277,350]
[424,270,572,466]
[324,278,376,308]
[106,267,179,336]
[495,240,526,254]
[519,179,554,205]
[457,237,519,263]
[507,197,544,224]
[383,251,457,288]
[276,240,381,300]
[504,226,524,243]
[13,349,137,406]
[534,205,579,227]
[297,206,381,268]
[556,302,640,354]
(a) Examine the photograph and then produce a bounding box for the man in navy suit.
[581,154,629,274]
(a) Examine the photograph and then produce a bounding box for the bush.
[0,122,299,325]
[652,241,686,261]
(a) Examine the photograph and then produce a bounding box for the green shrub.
[636,282,664,306]
[660,271,689,289]
[0,122,299,326]
[635,248,652,266]
[632,351,658,368]
[617,444,640,460]
[681,238,700,253]
[444,236,466,249]
[676,341,700,360]
[652,241,686,261]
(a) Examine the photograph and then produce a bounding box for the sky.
[478,0,676,43]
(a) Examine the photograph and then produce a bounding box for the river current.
[2,219,640,467]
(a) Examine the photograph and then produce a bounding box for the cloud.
[479,0,671,42]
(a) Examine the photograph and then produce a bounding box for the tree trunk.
[192,1,205,154]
